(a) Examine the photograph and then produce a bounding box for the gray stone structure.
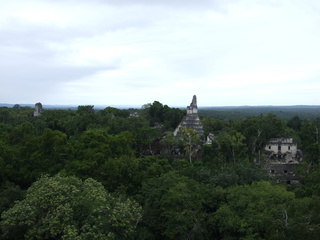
[173,95,204,138]
[268,163,300,184]
[264,138,302,163]
[33,102,43,117]
[264,138,303,183]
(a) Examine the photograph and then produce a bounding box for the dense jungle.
[0,102,319,239]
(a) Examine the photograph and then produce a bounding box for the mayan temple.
[33,102,43,117]
[173,95,204,138]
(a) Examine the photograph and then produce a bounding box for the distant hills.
[1,103,319,121]
[0,103,141,110]
[199,105,320,121]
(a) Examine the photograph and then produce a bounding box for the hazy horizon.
[1,102,320,109]
[1,0,320,106]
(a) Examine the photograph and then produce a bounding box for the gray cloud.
[1,0,320,106]
[60,0,229,8]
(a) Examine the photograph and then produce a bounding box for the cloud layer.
[1,0,320,106]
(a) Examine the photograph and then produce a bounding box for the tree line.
[0,102,319,239]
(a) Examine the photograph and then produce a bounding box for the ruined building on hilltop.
[33,102,43,117]
[264,138,303,183]
[265,138,302,162]
[173,95,204,139]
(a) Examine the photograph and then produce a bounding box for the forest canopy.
[0,103,320,239]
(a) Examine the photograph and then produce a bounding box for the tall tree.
[214,130,248,164]
[179,127,200,163]
[1,175,142,240]
[140,171,217,240]
[213,181,295,239]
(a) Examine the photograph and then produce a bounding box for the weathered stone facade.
[33,102,43,117]
[268,163,300,184]
[173,95,204,138]
[264,138,303,183]
[264,138,302,163]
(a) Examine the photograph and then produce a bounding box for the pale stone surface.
[264,138,303,184]
[33,102,43,117]
[187,95,198,114]
[264,138,301,163]
[174,95,204,138]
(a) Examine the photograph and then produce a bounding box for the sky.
[1,0,320,107]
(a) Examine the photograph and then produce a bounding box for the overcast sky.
[1,0,320,107]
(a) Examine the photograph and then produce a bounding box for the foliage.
[1,102,320,239]
[284,196,320,239]
[213,181,295,239]
[200,105,320,121]
[234,114,289,161]
[179,126,200,163]
[201,117,226,137]
[0,181,25,214]
[142,101,185,130]
[213,130,248,164]
[139,171,219,240]
[1,175,142,240]
[207,163,271,188]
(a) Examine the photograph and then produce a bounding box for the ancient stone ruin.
[264,138,302,163]
[33,102,43,117]
[173,95,204,138]
[264,138,303,184]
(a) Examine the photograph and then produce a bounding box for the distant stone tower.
[173,95,204,138]
[33,102,43,117]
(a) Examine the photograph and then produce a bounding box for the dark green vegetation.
[200,105,320,121]
[0,103,320,239]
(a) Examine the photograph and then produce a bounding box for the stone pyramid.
[173,95,204,138]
